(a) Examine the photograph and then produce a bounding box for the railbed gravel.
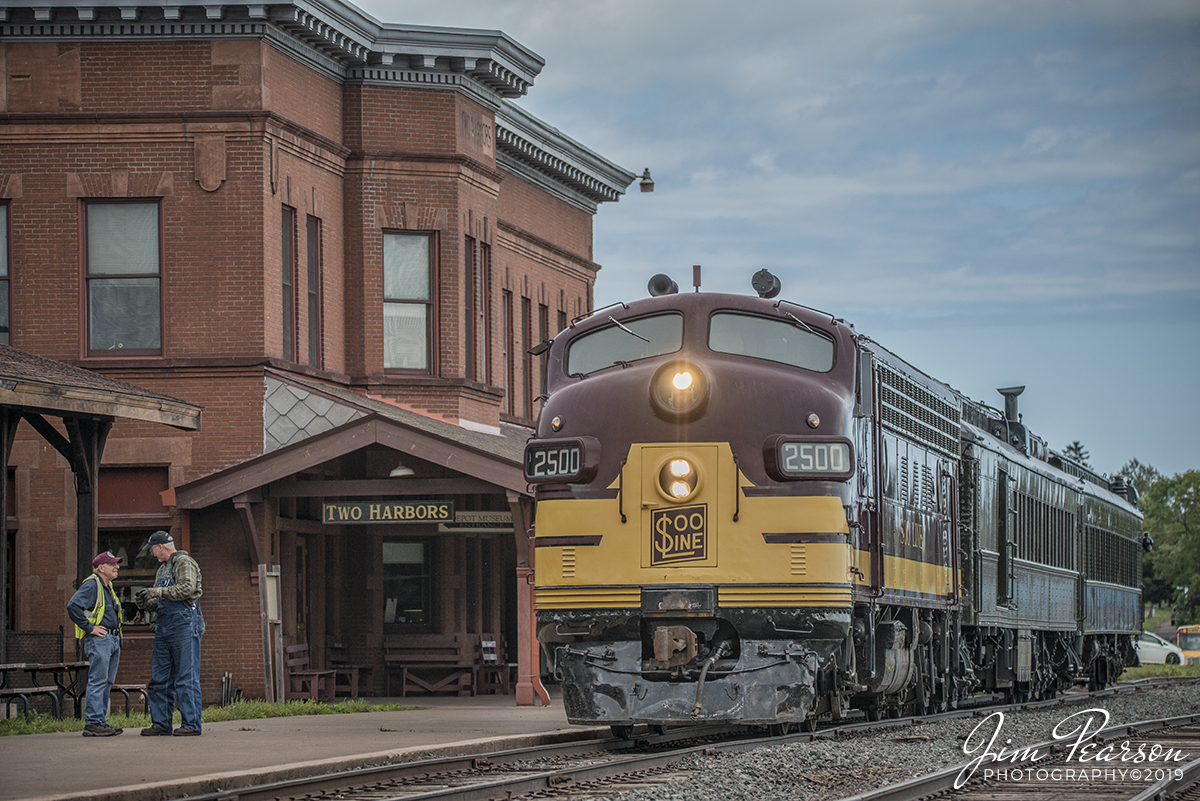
[576,683,1200,801]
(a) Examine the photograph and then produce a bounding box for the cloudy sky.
[362,0,1199,478]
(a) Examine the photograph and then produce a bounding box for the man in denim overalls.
[135,530,204,736]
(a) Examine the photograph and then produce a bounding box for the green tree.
[1141,470,1200,624]
[1065,441,1091,467]
[1119,458,1163,496]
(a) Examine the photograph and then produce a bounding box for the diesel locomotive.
[524,271,1146,735]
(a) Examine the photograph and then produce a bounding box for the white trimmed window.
[383,232,434,371]
[84,201,162,355]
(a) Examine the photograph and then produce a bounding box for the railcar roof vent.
[997,385,1025,422]
[994,386,1027,453]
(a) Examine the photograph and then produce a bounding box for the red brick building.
[0,0,634,704]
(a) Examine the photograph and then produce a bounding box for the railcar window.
[709,312,834,372]
[565,313,683,375]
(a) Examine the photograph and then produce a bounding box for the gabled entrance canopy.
[171,413,527,511]
[168,413,530,568]
[0,345,202,663]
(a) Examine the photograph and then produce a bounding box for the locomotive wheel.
[865,706,881,722]
[768,723,791,736]
[799,717,817,733]
[611,725,634,739]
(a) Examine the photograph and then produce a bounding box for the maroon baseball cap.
[92,551,121,568]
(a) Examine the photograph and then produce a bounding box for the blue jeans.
[147,601,203,731]
[82,633,120,726]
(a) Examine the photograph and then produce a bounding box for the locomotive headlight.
[650,361,709,420]
[658,457,699,501]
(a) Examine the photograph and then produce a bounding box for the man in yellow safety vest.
[66,551,123,736]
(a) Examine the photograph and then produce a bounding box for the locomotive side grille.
[719,585,851,606]
[790,544,807,576]
[878,364,960,458]
[535,587,640,608]
[959,453,978,537]
[561,547,576,578]
[1084,526,1141,588]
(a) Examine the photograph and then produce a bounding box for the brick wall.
[3,28,610,700]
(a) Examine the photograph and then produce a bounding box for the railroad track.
[172,678,1200,801]
[837,712,1200,801]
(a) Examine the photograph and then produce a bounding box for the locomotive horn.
[751,269,781,299]
[648,274,679,296]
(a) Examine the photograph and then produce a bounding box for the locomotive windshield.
[709,312,834,372]
[566,313,683,375]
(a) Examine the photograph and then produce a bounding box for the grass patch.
[0,698,418,736]
[1144,605,1174,631]
[1120,663,1200,681]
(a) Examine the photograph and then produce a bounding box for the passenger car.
[1136,631,1183,664]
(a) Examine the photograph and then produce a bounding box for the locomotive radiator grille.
[878,364,961,458]
[535,586,640,608]
[561,547,576,578]
[719,584,851,607]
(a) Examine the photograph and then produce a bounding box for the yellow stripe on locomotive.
[534,441,853,605]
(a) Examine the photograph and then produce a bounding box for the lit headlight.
[659,457,698,501]
[650,361,709,420]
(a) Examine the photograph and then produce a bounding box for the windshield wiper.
[783,311,817,336]
[608,316,650,343]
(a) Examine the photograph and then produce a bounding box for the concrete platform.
[1,687,598,801]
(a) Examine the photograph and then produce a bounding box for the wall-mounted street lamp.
[639,168,654,193]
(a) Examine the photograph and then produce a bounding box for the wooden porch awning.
[0,346,202,430]
[0,345,203,662]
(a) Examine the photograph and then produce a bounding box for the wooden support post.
[0,409,19,665]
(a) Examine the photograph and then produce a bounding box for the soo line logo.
[651,504,707,566]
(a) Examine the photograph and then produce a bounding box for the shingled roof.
[0,345,202,430]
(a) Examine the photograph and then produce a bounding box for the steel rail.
[169,677,1200,801]
[832,712,1200,801]
[172,724,746,801]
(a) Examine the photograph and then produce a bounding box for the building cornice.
[495,102,637,212]
[1,0,542,99]
[1,0,636,213]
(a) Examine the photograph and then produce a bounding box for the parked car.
[1137,631,1184,664]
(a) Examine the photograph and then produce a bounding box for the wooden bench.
[329,643,371,699]
[1,687,62,721]
[284,644,335,703]
[476,635,512,695]
[384,634,474,697]
[110,683,148,715]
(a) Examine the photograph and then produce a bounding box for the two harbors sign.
[322,501,454,525]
